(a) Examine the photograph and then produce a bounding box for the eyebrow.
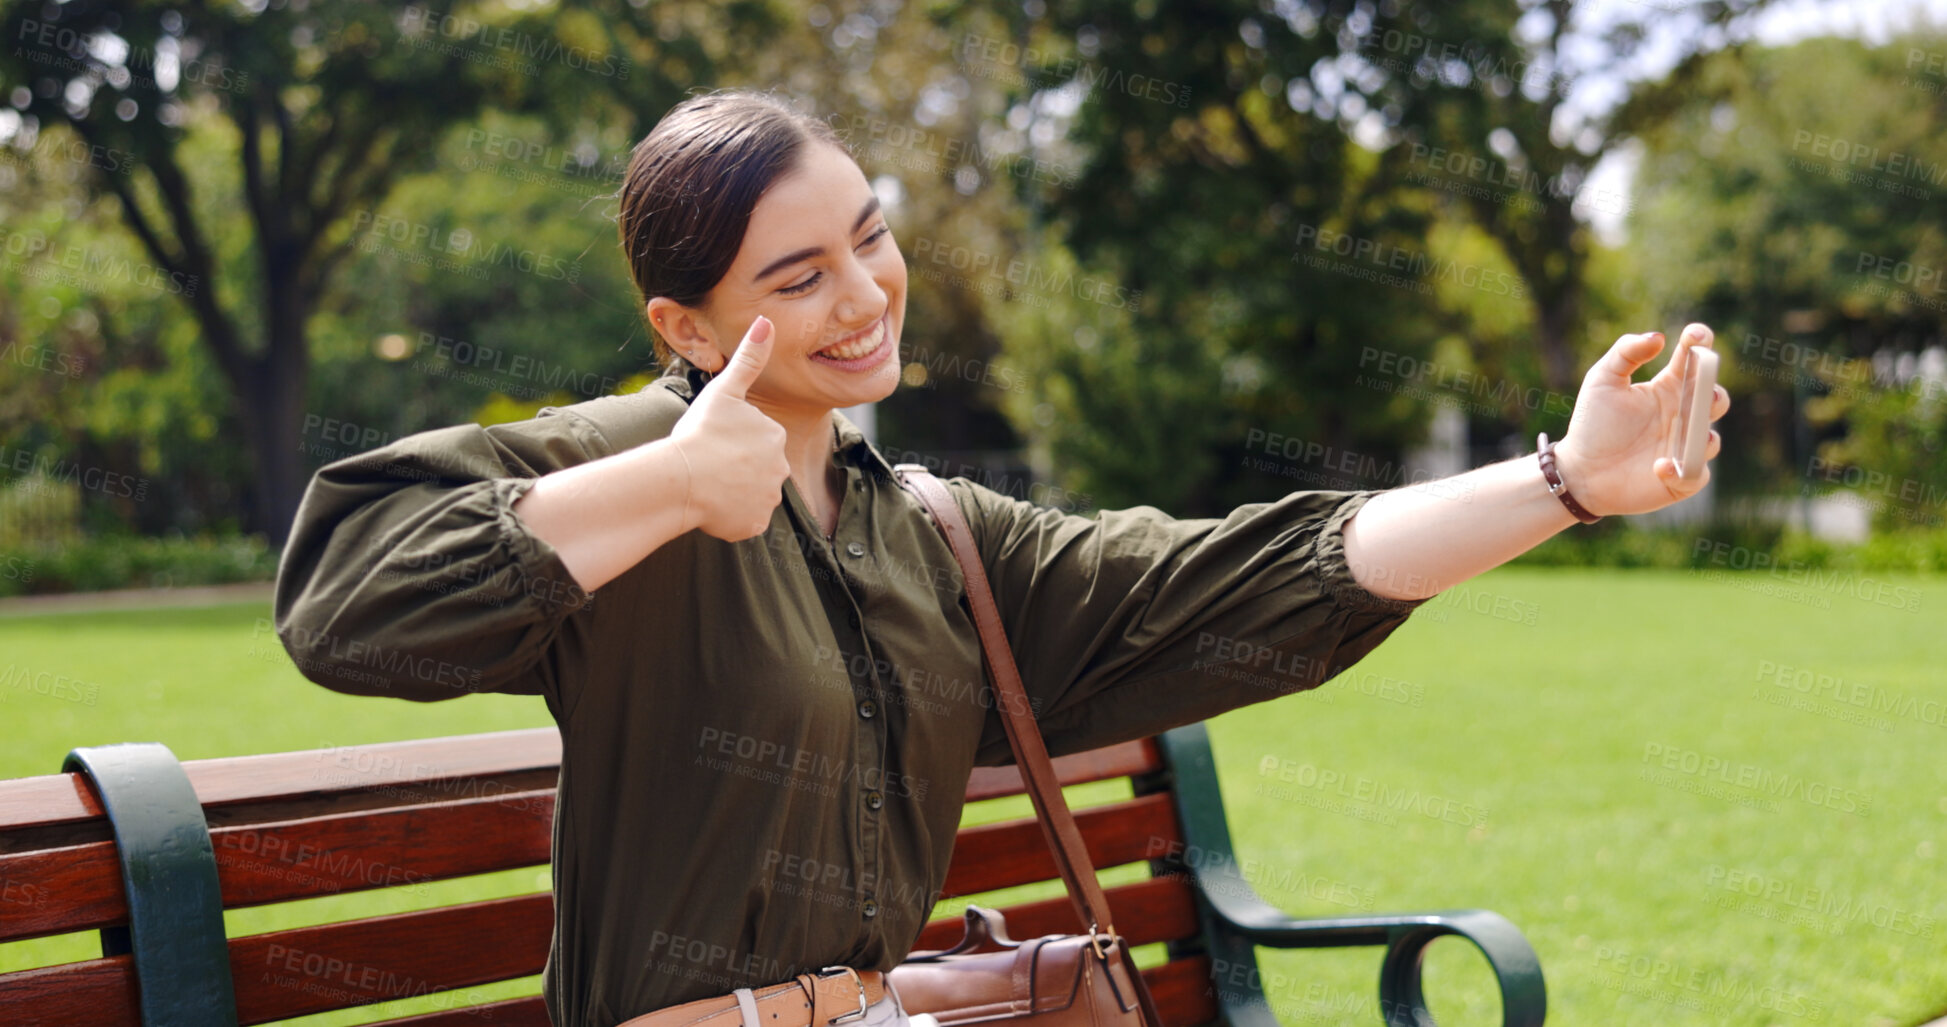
[752,196,883,284]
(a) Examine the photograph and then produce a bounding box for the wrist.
[1536,432,1600,524]
[1554,440,1584,499]
[651,437,701,536]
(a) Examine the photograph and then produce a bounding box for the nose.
[834,252,889,330]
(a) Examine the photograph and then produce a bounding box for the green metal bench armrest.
[1152,723,1546,1027]
[1194,859,1544,1027]
[63,742,240,1027]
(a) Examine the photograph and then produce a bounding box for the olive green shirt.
[274,368,1427,1027]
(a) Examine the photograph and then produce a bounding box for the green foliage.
[0,534,276,598]
[1617,33,1947,504]
[972,0,1774,515]
[300,107,658,448]
[1515,519,1947,573]
[0,140,248,536]
[4,0,1934,558]
[1802,357,1947,534]
[1514,523,1726,569]
[969,0,1448,515]
[0,473,81,549]
[0,2,1048,542]
[1852,527,1947,573]
[0,0,776,539]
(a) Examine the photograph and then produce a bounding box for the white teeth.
[820,320,884,361]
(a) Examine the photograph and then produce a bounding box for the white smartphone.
[1669,346,1719,481]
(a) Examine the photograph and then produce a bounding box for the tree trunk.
[234,268,311,547]
[1530,269,1585,396]
[230,358,307,546]
[242,349,309,547]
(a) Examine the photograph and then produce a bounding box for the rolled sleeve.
[1311,489,1435,617]
[274,417,600,703]
[947,481,1429,765]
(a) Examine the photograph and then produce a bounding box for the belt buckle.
[817,966,869,1025]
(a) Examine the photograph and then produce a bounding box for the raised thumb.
[709,316,774,399]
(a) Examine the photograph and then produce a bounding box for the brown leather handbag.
[888,466,1165,1027]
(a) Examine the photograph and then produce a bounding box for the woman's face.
[657,140,907,422]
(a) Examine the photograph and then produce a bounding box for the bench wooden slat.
[0,773,106,834]
[0,729,1142,833]
[1144,953,1219,1027]
[0,841,124,943]
[229,892,552,1025]
[963,739,1160,802]
[367,994,551,1025]
[196,727,561,809]
[0,729,562,833]
[916,874,1201,951]
[941,792,1178,897]
[0,952,140,1027]
[0,789,555,944]
[211,790,555,908]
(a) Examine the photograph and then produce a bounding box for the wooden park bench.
[0,724,1545,1026]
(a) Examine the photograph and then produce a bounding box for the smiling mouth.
[814,316,889,362]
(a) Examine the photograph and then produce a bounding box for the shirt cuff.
[1315,490,1434,616]
[493,477,599,615]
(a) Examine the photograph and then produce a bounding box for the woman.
[275,90,1726,1027]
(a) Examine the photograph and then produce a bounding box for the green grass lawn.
[2,567,1941,1026]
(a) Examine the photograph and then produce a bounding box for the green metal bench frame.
[62,742,241,1027]
[1148,723,1546,1027]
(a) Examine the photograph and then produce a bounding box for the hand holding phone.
[1668,344,1719,482]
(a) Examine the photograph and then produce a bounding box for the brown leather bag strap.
[891,465,1117,941]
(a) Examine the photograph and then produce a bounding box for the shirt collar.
[654,364,707,400]
[832,409,898,481]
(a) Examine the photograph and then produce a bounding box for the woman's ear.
[646,298,727,373]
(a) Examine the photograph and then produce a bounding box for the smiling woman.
[540,91,907,553]
[617,93,904,393]
[273,87,1728,1027]
[634,122,906,535]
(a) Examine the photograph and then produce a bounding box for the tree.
[1615,34,1947,515]
[1331,0,1779,394]
[745,7,1051,471]
[928,0,1463,516]
[0,0,766,542]
[934,0,1798,514]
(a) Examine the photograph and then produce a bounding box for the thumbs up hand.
[668,316,792,541]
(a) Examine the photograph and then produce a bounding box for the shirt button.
[854,479,866,492]
[866,789,884,810]
[846,541,866,558]
[861,898,878,919]
[858,698,877,719]
[847,611,861,629]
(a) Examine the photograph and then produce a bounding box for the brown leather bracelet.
[1537,432,1600,524]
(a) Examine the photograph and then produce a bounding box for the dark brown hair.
[618,90,842,370]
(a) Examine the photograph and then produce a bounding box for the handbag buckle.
[818,966,870,1024]
[1087,923,1117,960]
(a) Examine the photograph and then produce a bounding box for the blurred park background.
[1,0,1945,1025]
[3,0,1947,580]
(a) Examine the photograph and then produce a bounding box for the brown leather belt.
[618,967,888,1027]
